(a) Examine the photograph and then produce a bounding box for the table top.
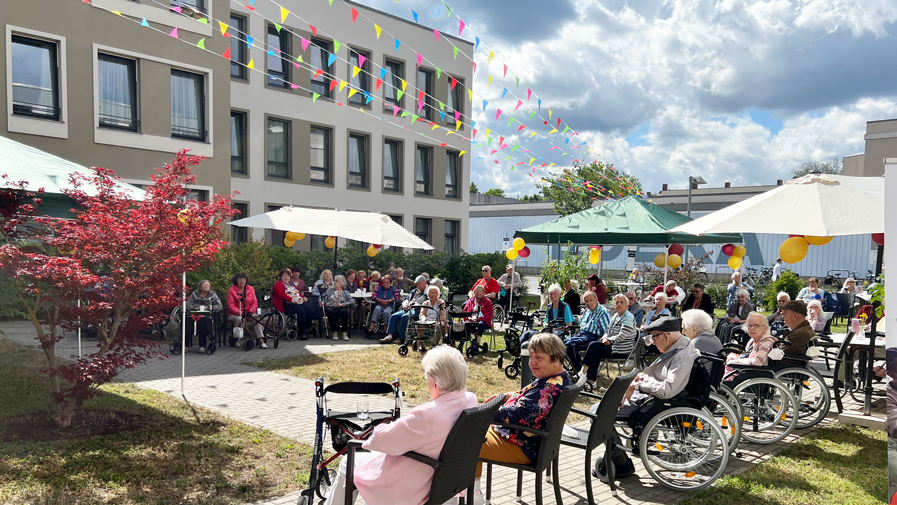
[350,292,372,299]
[826,332,886,347]
[617,282,643,288]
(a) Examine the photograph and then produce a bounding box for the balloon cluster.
[366,243,383,257]
[653,243,684,269]
[721,243,747,269]
[506,238,530,260]
[589,246,601,264]
[778,235,832,264]
[283,231,307,248]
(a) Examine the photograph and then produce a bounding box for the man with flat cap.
[780,301,813,356]
[594,316,701,482]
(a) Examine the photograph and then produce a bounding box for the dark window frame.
[445,220,459,255]
[445,76,463,125]
[11,35,60,121]
[383,139,402,193]
[310,126,332,185]
[231,202,249,244]
[97,53,139,132]
[310,38,332,97]
[266,118,290,179]
[445,150,460,199]
[170,68,206,141]
[348,133,368,189]
[384,59,404,107]
[267,24,290,88]
[415,145,432,196]
[348,49,370,105]
[415,217,432,254]
[229,14,248,80]
[231,110,247,175]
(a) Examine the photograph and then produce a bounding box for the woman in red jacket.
[463,285,493,351]
[273,268,311,340]
[227,272,266,348]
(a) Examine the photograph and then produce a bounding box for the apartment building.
[1,0,232,200]
[227,0,473,253]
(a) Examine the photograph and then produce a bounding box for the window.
[384,60,403,106]
[348,134,367,188]
[171,0,205,13]
[446,76,462,124]
[417,69,432,120]
[171,69,205,140]
[267,25,289,87]
[97,53,138,131]
[383,139,401,192]
[187,189,209,201]
[415,146,432,195]
[349,49,369,105]
[445,220,459,255]
[231,111,246,174]
[267,205,286,245]
[310,127,331,184]
[415,218,432,251]
[311,234,328,251]
[267,118,289,179]
[229,15,247,79]
[11,35,59,120]
[445,151,460,198]
[231,202,249,244]
[309,39,331,97]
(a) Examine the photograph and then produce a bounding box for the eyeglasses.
[644,332,665,346]
[746,324,764,330]
[482,269,489,272]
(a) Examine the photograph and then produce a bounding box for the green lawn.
[0,337,312,505]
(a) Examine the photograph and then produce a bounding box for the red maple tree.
[0,151,234,428]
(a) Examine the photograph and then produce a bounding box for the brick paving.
[0,320,884,505]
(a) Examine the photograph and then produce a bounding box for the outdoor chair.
[834,293,853,324]
[343,394,506,505]
[480,383,583,505]
[560,369,638,503]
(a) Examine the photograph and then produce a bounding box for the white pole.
[77,299,82,359]
[663,247,669,285]
[181,271,186,396]
[508,260,516,319]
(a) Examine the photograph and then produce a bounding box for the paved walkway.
[0,320,884,505]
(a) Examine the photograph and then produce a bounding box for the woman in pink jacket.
[226,272,265,347]
[325,345,477,505]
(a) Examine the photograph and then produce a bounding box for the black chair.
[560,369,638,503]
[343,394,506,505]
[481,383,583,505]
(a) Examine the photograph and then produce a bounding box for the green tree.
[519,193,548,202]
[791,158,842,178]
[483,188,507,197]
[469,182,479,194]
[536,160,642,216]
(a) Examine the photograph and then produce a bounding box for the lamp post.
[684,176,707,263]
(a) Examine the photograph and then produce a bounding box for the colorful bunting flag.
[459,150,467,157]
[327,53,336,67]
[375,24,382,39]
[334,40,341,54]
[247,59,254,69]
[527,89,532,101]
[529,111,535,120]
[310,25,317,37]
[353,66,361,78]
[412,10,419,22]
[313,68,324,79]
[538,99,541,110]
[396,89,404,101]
[455,120,461,131]
[434,29,440,42]
[401,79,407,91]
[458,19,465,35]
[329,80,339,92]
[488,50,495,63]
[443,1,452,16]
[506,116,513,127]
[440,111,446,121]
[196,38,205,49]
[247,36,255,47]
[301,37,310,51]
[222,47,231,60]
[475,37,480,51]
[450,78,458,90]
[453,46,459,58]
[501,88,508,98]
[503,64,507,78]
[496,109,502,120]
[467,89,473,101]
[472,62,477,74]
[219,21,228,36]
[351,8,359,23]
[395,38,401,51]
[280,6,289,23]
[488,75,493,86]
[339,80,348,91]
[274,23,282,33]
[517,124,525,132]
[516,77,520,88]
[312,92,321,103]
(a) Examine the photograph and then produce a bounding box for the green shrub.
[0,272,28,320]
[764,271,804,309]
[705,283,728,309]
[187,236,275,294]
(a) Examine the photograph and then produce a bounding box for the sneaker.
[332,334,339,341]
[260,342,268,349]
[342,332,350,341]
[379,335,394,344]
[198,347,205,354]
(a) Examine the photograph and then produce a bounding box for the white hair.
[612,293,628,304]
[737,289,750,298]
[655,293,668,304]
[421,345,468,394]
[547,283,563,295]
[777,291,791,302]
[682,309,713,334]
[427,285,441,296]
[807,300,823,312]
[742,311,769,332]
[333,275,347,289]
[731,272,741,280]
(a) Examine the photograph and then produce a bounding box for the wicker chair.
[343,394,506,505]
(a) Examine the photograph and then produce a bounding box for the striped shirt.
[580,304,611,338]
[606,310,638,355]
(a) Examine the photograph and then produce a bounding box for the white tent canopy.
[0,135,146,200]
[670,173,884,237]
[230,206,435,250]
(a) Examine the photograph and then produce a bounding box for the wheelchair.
[166,306,219,355]
[398,304,447,356]
[299,377,402,505]
[771,340,830,430]
[364,298,399,338]
[442,305,486,359]
[496,308,540,379]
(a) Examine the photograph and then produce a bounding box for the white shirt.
[772,262,782,281]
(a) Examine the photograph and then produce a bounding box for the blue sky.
[360,0,897,195]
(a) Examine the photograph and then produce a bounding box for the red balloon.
[589,245,601,250]
[519,246,531,258]
[872,233,884,246]
[721,244,735,256]
[373,244,383,249]
[668,243,684,256]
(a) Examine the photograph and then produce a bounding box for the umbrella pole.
[333,239,339,272]
[181,271,186,397]
[863,312,879,416]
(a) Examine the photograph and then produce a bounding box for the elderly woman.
[579,294,637,385]
[226,273,265,347]
[628,268,643,284]
[723,312,778,388]
[368,276,400,335]
[727,272,754,307]
[840,278,863,295]
[356,270,367,290]
[324,275,355,341]
[806,299,827,331]
[682,283,714,317]
[185,279,222,353]
[716,288,753,345]
[681,309,723,360]
[519,283,575,346]
[417,285,448,350]
[463,285,494,347]
[475,333,571,490]
[797,277,823,303]
[563,279,581,316]
[586,274,608,305]
[274,268,311,341]
[366,271,382,292]
[641,293,671,331]
[768,292,791,325]
[324,346,477,505]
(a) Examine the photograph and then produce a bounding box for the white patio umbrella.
[229,206,434,250]
[670,173,883,237]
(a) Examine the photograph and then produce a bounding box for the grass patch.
[0,338,312,505]
[681,423,887,505]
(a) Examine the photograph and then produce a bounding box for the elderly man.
[395,268,414,293]
[579,294,638,384]
[780,301,812,356]
[379,275,429,345]
[564,291,611,373]
[626,291,645,327]
[496,264,523,310]
[595,316,701,481]
[469,265,500,300]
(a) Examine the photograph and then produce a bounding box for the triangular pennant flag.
[333,40,341,54]
[487,137,493,146]
[348,89,358,99]
[365,93,373,104]
[339,80,348,91]
[351,8,359,23]
[222,47,232,60]
[454,110,461,121]
[375,78,383,90]
[485,128,491,138]
[441,143,448,147]
[472,62,477,74]
[375,25,382,39]
[293,61,302,70]
[455,120,462,131]
[562,126,570,134]
[444,1,452,16]
[460,150,466,157]
[515,100,522,111]
[529,111,535,120]
[503,64,508,78]
[196,38,205,49]
[549,128,558,134]
[488,75,493,87]
[516,77,520,88]
[418,100,425,113]
[358,54,366,67]
[328,0,333,5]
[411,114,419,122]
[280,6,289,23]
[450,78,458,90]
[538,99,542,110]
[140,18,150,27]
[274,23,282,33]
[507,116,513,127]
[517,124,526,132]
[327,53,336,67]
[301,37,309,51]
[529,131,537,138]
[453,46,459,59]
[247,36,255,47]
[527,89,532,101]
[499,136,504,145]
[557,117,561,128]
[412,10,419,22]
[549,109,553,119]
[353,66,361,77]
[198,17,208,24]
[380,68,387,79]
[434,29,440,42]
[401,111,410,117]
[247,59,254,69]
[396,89,404,101]
[418,90,425,101]
[467,89,473,101]
[472,128,478,138]
[329,80,339,92]
[488,50,495,63]
[431,123,439,130]
[401,79,407,91]
[310,24,317,37]
[393,105,401,117]
[436,68,442,79]
[219,21,228,36]
[512,144,519,152]
[458,19,466,35]
[530,157,535,165]
[291,84,299,89]
[440,111,446,121]
[482,99,488,111]
[395,38,401,51]
[313,68,324,79]
[501,88,508,98]
[417,53,422,66]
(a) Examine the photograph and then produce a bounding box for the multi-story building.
[227,0,473,253]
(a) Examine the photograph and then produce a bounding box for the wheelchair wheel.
[733,377,799,444]
[640,407,728,491]
[497,353,504,369]
[706,391,742,458]
[504,362,520,379]
[774,367,830,429]
[466,343,479,359]
[286,329,299,341]
[480,342,489,353]
[206,340,216,355]
[261,311,286,340]
[398,344,409,356]
[492,304,505,324]
[169,342,182,355]
[315,467,336,500]
[716,385,744,425]
[242,338,254,351]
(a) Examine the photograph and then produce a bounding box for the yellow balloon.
[732,245,747,258]
[513,237,526,250]
[366,245,379,257]
[177,209,190,225]
[285,232,296,241]
[324,236,336,249]
[779,237,809,264]
[590,249,601,260]
[589,255,599,264]
[668,254,682,268]
[283,237,296,248]
[506,248,519,260]
[294,233,306,241]
[728,256,742,269]
[654,253,667,268]
[804,235,833,246]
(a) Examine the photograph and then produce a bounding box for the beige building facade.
[842,118,897,178]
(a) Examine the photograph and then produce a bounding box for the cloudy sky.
[362,0,897,196]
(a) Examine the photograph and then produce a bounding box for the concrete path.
[0,320,884,505]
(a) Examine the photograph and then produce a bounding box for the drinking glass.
[357,401,369,421]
